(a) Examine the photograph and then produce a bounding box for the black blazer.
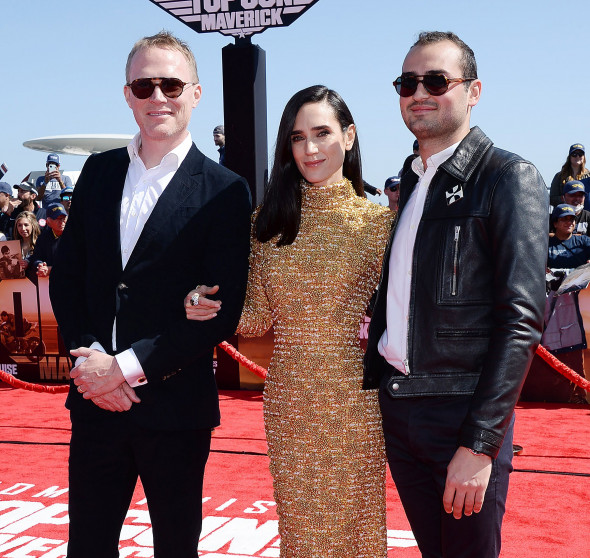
[50,144,252,430]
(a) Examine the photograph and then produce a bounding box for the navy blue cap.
[563,180,586,196]
[46,203,67,219]
[569,144,585,155]
[15,181,38,196]
[46,153,60,165]
[551,204,577,222]
[60,186,74,197]
[0,182,12,196]
[384,176,401,190]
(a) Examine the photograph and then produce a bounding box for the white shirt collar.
[411,141,461,178]
[127,132,193,170]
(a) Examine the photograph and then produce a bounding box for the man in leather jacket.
[364,32,548,557]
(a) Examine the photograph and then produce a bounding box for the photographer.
[35,153,73,205]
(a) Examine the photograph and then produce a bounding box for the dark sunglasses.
[386,185,399,192]
[571,151,584,158]
[393,74,476,97]
[126,77,197,99]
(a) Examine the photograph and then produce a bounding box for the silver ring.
[77,386,84,393]
[190,293,200,306]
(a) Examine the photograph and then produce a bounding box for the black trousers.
[67,413,211,558]
[379,373,514,558]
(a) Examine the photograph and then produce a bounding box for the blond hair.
[125,30,198,83]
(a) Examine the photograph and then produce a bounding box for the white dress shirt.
[80,132,193,387]
[378,142,459,374]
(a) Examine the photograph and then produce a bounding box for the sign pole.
[222,36,267,206]
[216,36,268,388]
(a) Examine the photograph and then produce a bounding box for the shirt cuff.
[74,341,105,367]
[115,349,147,387]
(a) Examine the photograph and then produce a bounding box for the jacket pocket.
[436,220,493,306]
[436,328,491,338]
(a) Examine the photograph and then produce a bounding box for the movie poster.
[0,276,69,382]
[0,240,24,280]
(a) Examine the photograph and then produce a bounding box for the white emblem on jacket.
[445,184,464,205]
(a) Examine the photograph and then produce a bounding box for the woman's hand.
[184,285,221,321]
[37,262,50,277]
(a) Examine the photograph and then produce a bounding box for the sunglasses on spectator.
[386,185,399,192]
[126,77,197,99]
[393,74,476,97]
[61,196,72,201]
[571,151,584,158]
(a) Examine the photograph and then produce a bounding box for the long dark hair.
[559,152,589,184]
[256,85,364,246]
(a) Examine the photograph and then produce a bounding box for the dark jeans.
[379,374,514,558]
[67,414,211,558]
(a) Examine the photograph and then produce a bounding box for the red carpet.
[0,384,588,557]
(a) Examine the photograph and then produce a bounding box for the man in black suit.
[50,31,251,558]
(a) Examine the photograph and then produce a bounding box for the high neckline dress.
[238,178,394,557]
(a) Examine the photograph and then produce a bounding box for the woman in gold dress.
[186,85,394,557]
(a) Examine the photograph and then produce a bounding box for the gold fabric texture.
[238,178,394,557]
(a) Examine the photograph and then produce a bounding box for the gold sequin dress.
[237,178,394,558]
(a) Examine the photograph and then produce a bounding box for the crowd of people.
[518,144,590,405]
[1,27,584,558]
[0,154,71,283]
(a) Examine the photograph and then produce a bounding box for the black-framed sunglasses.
[393,74,477,97]
[571,151,584,158]
[126,77,197,99]
[386,185,399,192]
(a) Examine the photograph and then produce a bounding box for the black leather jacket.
[363,127,548,458]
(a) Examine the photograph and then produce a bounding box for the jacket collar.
[439,126,493,182]
[123,143,204,270]
[398,127,493,214]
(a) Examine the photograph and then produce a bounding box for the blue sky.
[2,0,586,205]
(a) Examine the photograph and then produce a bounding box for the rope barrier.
[0,342,268,393]
[535,345,590,391]
[0,369,69,393]
[218,341,268,379]
[2,343,587,394]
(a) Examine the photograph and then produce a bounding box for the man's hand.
[6,199,19,215]
[70,347,127,398]
[45,169,63,184]
[90,383,141,412]
[443,446,492,519]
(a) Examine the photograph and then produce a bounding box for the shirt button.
[391,383,400,391]
[137,377,147,384]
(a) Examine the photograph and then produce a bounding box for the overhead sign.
[149,0,320,38]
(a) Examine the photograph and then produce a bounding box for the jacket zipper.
[451,225,460,296]
[405,170,439,376]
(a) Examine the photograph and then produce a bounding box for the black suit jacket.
[50,144,251,430]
